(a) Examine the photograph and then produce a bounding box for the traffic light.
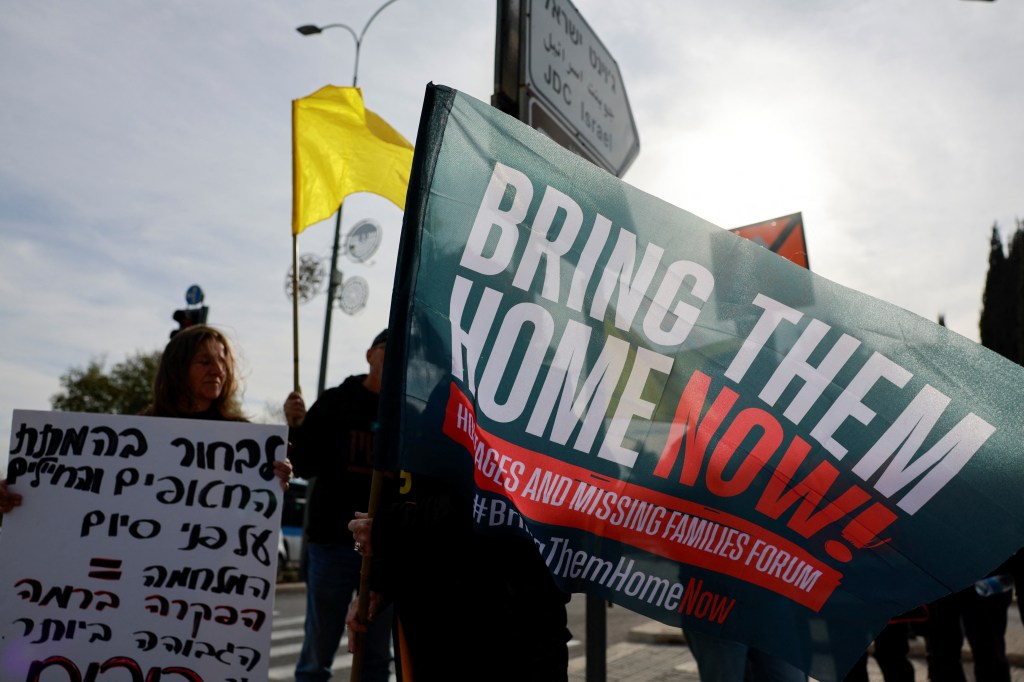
[170,306,209,338]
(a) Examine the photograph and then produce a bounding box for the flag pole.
[290,93,302,394]
[291,232,301,392]
[294,5,406,677]
[351,467,385,681]
[317,202,344,397]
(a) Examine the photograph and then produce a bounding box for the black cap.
[371,329,388,348]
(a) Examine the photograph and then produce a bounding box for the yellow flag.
[292,85,414,235]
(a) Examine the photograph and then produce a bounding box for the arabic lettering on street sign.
[524,0,640,176]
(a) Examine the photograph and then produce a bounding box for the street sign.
[522,0,639,176]
[185,284,204,306]
[726,212,813,310]
[526,98,591,162]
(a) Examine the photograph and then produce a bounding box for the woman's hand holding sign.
[0,481,21,513]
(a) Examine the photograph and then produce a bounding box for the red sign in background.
[731,213,809,269]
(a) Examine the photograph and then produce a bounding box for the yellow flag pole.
[290,93,302,395]
[291,233,301,392]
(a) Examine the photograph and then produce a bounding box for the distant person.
[924,576,1012,682]
[684,629,808,682]
[0,324,293,510]
[1009,549,1024,632]
[284,329,392,682]
[842,621,915,682]
[150,324,292,488]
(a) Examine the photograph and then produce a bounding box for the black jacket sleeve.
[287,387,341,480]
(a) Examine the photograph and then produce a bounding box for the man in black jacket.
[284,329,391,682]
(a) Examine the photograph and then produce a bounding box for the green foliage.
[980,219,1024,363]
[51,351,162,416]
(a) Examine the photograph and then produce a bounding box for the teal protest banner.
[379,84,1024,680]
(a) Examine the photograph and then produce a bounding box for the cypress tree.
[1008,220,1024,364]
[980,224,1009,357]
[981,220,1024,364]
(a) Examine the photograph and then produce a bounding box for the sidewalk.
[568,607,1024,682]
[275,580,1024,681]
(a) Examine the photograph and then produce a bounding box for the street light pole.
[297,0,400,397]
[297,0,399,87]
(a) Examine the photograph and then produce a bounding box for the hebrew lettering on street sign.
[524,0,639,176]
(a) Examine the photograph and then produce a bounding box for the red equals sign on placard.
[88,557,123,581]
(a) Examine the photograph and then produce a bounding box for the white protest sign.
[0,410,288,682]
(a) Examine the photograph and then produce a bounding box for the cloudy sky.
[2,0,1021,476]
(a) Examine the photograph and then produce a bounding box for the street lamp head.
[296,24,323,36]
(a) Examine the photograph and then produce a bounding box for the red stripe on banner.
[442,382,842,611]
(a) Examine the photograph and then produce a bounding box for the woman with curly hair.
[0,325,291,513]
[144,324,247,421]
[143,324,292,485]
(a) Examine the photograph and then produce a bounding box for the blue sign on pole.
[185,284,204,306]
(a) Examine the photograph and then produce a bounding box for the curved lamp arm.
[295,0,400,86]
